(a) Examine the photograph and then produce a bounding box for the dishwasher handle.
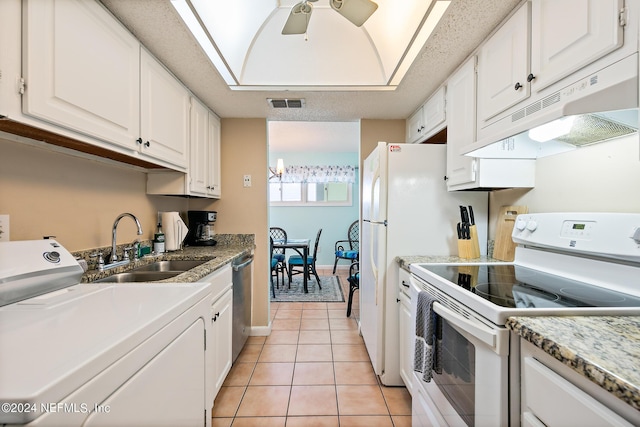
[233,255,254,271]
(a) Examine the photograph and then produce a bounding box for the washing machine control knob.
[515,219,527,231]
[526,220,538,232]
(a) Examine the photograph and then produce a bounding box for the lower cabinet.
[200,265,233,409]
[520,339,636,427]
[398,268,414,396]
[210,287,233,398]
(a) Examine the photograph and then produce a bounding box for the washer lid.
[0,282,211,423]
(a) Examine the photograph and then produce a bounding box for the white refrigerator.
[361,142,488,386]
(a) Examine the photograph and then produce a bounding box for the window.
[270,182,352,206]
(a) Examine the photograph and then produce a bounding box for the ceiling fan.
[282,0,379,35]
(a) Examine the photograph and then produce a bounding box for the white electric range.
[409,212,640,427]
[0,239,213,426]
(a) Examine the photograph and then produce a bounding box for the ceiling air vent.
[268,98,305,109]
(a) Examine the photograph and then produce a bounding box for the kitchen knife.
[457,222,462,239]
[468,205,475,225]
[460,206,469,224]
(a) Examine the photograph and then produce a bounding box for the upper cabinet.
[477,0,625,135]
[147,98,221,199]
[139,49,189,169]
[406,86,446,143]
[477,3,531,124]
[446,57,535,191]
[23,0,188,171]
[529,0,624,93]
[23,0,140,151]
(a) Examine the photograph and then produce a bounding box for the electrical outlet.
[0,214,10,242]
[243,175,252,188]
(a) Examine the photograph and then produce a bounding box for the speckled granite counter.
[508,316,640,411]
[79,234,254,283]
[395,255,504,271]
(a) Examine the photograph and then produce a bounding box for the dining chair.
[332,220,359,273]
[269,237,279,298]
[288,229,322,289]
[269,227,288,286]
[346,261,359,317]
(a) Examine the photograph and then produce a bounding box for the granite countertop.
[395,254,505,271]
[79,234,254,283]
[508,316,640,411]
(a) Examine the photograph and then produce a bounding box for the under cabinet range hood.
[463,52,639,159]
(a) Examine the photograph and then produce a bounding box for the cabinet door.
[211,288,233,398]
[208,113,222,198]
[530,0,624,93]
[423,86,446,137]
[189,97,209,196]
[446,57,477,188]
[477,3,530,123]
[84,319,205,427]
[406,107,425,143]
[140,49,189,169]
[399,291,413,395]
[23,0,140,150]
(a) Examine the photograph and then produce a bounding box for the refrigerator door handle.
[369,221,378,305]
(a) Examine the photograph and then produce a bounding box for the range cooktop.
[421,264,640,310]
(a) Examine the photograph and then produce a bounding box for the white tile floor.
[211,268,412,427]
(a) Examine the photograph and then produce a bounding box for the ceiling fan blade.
[330,0,378,27]
[282,2,313,35]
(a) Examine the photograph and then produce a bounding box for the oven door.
[410,275,510,427]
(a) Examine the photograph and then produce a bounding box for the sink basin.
[94,271,182,283]
[132,259,213,272]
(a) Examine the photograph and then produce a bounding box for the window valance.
[278,165,357,183]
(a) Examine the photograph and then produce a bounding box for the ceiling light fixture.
[269,158,285,181]
[282,0,378,35]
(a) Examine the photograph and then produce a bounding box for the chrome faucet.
[109,213,143,265]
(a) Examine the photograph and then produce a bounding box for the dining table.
[272,238,310,293]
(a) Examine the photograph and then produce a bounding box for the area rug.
[271,275,345,303]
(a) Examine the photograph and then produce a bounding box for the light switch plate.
[0,215,9,242]
[243,175,252,187]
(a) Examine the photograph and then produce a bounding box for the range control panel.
[512,213,640,262]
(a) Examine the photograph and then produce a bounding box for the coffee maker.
[185,211,217,246]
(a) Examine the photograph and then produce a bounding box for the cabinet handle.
[514,82,523,90]
[136,137,143,145]
[402,280,410,288]
[527,73,536,83]
[396,298,401,303]
[443,176,449,181]
[144,141,150,148]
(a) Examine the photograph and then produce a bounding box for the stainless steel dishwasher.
[231,253,253,363]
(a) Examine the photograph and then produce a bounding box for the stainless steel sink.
[94,258,215,283]
[132,259,213,272]
[94,271,182,283]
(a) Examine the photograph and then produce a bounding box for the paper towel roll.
[161,212,189,251]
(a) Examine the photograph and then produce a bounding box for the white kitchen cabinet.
[520,339,636,427]
[477,2,530,124]
[139,49,189,169]
[446,57,536,191]
[23,0,140,151]
[23,0,188,171]
[406,86,446,144]
[477,0,624,132]
[147,98,221,198]
[200,265,233,406]
[406,107,426,143]
[207,112,222,198]
[446,57,477,188]
[211,287,232,397]
[398,268,414,396]
[530,0,624,93]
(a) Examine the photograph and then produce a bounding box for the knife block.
[458,228,481,259]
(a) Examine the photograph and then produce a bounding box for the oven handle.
[433,302,497,350]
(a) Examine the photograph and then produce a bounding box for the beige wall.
[360,119,406,162]
[0,137,188,250]
[197,118,270,328]
[488,135,640,237]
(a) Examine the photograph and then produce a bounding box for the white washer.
[0,240,212,426]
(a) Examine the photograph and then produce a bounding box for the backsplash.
[72,234,255,271]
